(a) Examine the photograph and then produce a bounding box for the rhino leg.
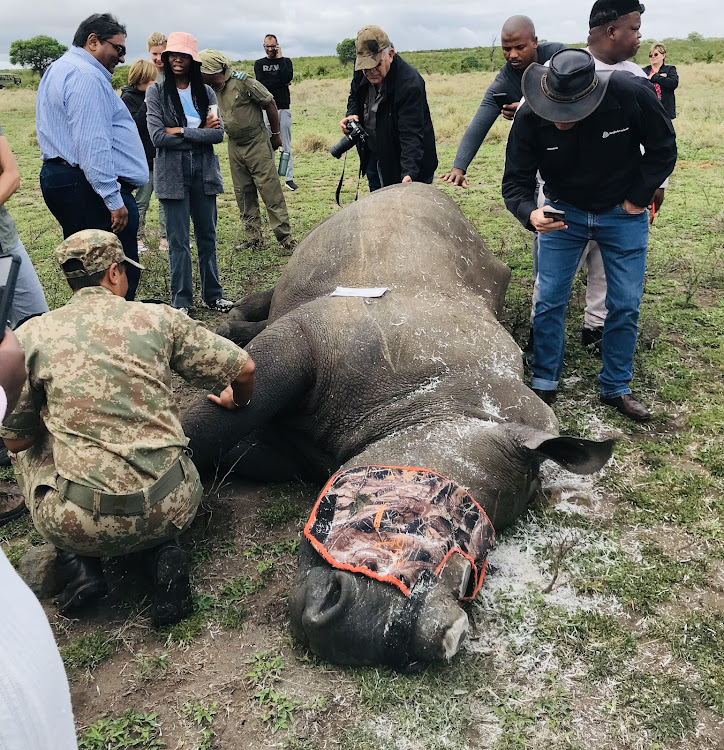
[218,288,275,345]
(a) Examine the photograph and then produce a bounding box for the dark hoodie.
[121,85,155,169]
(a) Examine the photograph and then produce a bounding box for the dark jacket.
[145,82,224,200]
[641,63,678,118]
[120,85,154,169]
[502,71,677,228]
[346,55,437,186]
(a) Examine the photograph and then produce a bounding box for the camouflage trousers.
[10,434,203,557]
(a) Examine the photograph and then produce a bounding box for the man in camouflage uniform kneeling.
[199,49,295,252]
[0,230,255,625]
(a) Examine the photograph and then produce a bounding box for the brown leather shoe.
[531,388,557,405]
[600,393,651,422]
[0,491,27,527]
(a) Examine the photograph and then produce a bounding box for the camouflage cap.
[355,25,392,71]
[55,230,145,279]
[199,49,230,75]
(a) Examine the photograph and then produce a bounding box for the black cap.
[589,0,645,28]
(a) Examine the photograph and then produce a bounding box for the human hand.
[205,114,221,129]
[165,126,183,135]
[110,205,128,233]
[270,134,282,150]
[622,200,646,215]
[207,384,240,410]
[530,207,567,233]
[438,168,468,188]
[339,115,359,135]
[500,101,520,121]
[659,72,667,77]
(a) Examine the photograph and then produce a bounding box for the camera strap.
[335,152,363,207]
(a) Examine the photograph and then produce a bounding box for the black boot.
[151,541,192,627]
[55,551,107,615]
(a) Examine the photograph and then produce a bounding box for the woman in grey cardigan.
[146,31,232,314]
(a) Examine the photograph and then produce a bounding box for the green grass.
[60,631,116,676]
[77,710,165,749]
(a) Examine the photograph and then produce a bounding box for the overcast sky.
[1,1,720,69]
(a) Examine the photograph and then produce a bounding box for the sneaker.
[159,238,169,251]
[176,307,190,316]
[285,180,299,191]
[204,298,234,313]
[137,241,149,254]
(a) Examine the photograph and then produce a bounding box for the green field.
[0,58,723,750]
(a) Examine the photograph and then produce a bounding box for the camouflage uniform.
[0,230,248,556]
[216,69,292,243]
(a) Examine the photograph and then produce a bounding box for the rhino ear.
[508,426,615,475]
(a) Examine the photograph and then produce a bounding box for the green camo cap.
[55,230,145,278]
[199,49,230,74]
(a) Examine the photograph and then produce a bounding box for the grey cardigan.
[146,82,224,200]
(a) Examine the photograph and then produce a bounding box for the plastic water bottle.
[277,151,290,177]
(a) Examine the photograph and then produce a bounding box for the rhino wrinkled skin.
[183,183,613,668]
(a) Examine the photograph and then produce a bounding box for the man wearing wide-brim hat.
[339,25,437,189]
[502,48,676,421]
[0,229,255,625]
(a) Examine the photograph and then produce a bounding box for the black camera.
[329,120,367,159]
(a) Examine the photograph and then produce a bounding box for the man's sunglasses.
[103,40,126,57]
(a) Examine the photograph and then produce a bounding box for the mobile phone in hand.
[0,254,20,342]
[543,208,567,223]
[492,92,512,109]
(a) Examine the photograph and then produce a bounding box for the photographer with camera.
[338,25,436,190]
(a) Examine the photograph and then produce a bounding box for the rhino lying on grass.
[183,183,612,668]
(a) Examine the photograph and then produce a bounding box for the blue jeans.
[160,152,223,309]
[532,199,648,399]
[4,239,49,327]
[40,161,141,300]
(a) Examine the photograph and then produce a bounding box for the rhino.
[183,183,612,668]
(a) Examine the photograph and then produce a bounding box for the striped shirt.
[36,47,148,211]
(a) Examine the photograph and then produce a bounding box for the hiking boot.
[0,490,27,527]
[151,542,193,627]
[581,326,603,357]
[203,298,234,313]
[55,551,107,615]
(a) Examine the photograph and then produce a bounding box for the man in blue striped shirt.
[36,13,148,299]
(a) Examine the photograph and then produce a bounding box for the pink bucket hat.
[163,32,202,63]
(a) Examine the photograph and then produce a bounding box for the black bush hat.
[521,49,611,124]
[589,0,645,28]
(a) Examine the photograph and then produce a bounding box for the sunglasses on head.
[102,40,126,57]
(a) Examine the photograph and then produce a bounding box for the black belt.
[45,159,136,193]
[58,457,186,517]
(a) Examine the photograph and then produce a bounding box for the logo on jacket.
[602,127,630,139]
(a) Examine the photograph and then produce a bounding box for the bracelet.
[232,396,251,408]
[271,131,281,135]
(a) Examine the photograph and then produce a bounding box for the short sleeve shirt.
[218,71,274,144]
[0,287,247,493]
[0,123,20,252]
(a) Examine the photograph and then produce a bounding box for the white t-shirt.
[177,86,202,129]
[0,549,78,749]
